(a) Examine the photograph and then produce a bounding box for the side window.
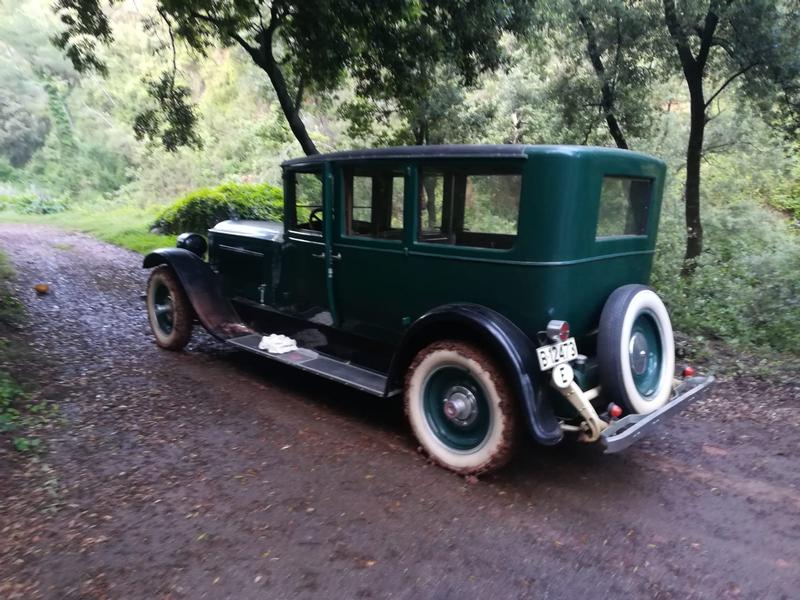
[291,170,324,233]
[463,174,521,236]
[596,177,652,238]
[345,168,404,240]
[417,167,521,250]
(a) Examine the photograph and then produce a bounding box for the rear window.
[596,177,652,238]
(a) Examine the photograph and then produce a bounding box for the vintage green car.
[143,145,713,475]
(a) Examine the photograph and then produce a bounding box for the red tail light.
[546,320,570,342]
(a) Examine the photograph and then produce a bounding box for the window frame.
[594,175,654,241]
[287,168,325,237]
[413,163,523,252]
[341,166,406,242]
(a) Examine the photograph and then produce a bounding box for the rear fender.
[388,304,563,446]
[143,248,249,340]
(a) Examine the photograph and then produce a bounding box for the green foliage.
[0,251,48,453]
[0,370,53,453]
[133,72,202,151]
[154,182,284,234]
[0,372,24,433]
[0,193,67,214]
[652,156,800,355]
[770,183,800,221]
[0,252,23,327]
[0,89,51,167]
[53,0,534,154]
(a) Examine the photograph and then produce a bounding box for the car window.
[596,177,652,238]
[345,168,404,240]
[292,170,324,233]
[418,167,521,249]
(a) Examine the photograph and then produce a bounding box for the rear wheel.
[404,340,518,475]
[598,285,675,414]
[146,265,193,350]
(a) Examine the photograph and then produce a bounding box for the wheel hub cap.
[629,331,649,375]
[442,385,478,427]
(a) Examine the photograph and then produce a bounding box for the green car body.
[144,144,713,475]
[211,145,664,345]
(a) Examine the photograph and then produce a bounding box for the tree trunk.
[662,0,719,275]
[261,50,318,156]
[572,0,629,150]
[683,84,706,272]
[229,27,319,156]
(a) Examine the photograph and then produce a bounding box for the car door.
[331,164,411,345]
[277,166,332,324]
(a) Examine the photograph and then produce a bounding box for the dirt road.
[0,224,798,599]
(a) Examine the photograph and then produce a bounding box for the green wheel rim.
[152,280,174,335]
[629,311,662,397]
[422,366,491,452]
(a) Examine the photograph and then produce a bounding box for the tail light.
[547,320,570,342]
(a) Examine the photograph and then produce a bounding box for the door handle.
[312,252,342,261]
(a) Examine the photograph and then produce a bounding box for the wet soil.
[0,223,798,599]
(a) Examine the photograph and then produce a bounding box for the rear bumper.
[600,375,715,453]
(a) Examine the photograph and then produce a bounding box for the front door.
[277,167,332,324]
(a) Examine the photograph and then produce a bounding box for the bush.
[0,193,67,214]
[153,182,284,234]
[652,198,800,356]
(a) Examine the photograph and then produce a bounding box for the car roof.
[280,144,661,169]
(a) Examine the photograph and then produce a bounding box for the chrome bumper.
[600,375,715,453]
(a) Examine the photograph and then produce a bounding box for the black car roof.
[281,144,529,168]
[280,144,662,170]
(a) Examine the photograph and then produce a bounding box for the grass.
[0,205,174,254]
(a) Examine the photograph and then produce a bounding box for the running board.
[227,333,389,397]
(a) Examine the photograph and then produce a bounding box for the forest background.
[1,0,798,369]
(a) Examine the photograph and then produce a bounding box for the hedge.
[153,182,284,234]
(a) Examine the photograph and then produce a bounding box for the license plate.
[536,338,578,371]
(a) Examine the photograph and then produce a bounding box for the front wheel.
[598,285,675,415]
[146,265,194,350]
[404,340,518,475]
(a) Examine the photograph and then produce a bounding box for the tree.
[52,0,533,156]
[557,1,800,270]
[0,90,50,168]
[661,0,800,270]
[526,0,663,150]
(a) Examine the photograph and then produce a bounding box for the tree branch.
[704,63,756,108]
[188,9,318,155]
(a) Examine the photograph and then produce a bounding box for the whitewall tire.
[598,285,675,415]
[404,340,518,475]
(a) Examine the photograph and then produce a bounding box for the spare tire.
[597,284,675,414]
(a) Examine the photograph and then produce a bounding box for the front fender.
[388,304,563,446]
[143,248,248,340]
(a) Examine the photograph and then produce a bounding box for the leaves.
[133,72,202,152]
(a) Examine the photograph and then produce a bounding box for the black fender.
[388,304,563,446]
[143,248,250,340]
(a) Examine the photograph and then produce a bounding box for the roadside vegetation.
[0,0,798,371]
[0,252,57,453]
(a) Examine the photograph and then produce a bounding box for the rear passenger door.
[332,165,410,345]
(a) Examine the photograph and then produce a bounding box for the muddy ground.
[0,223,798,599]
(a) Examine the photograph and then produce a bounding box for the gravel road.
[0,224,798,599]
